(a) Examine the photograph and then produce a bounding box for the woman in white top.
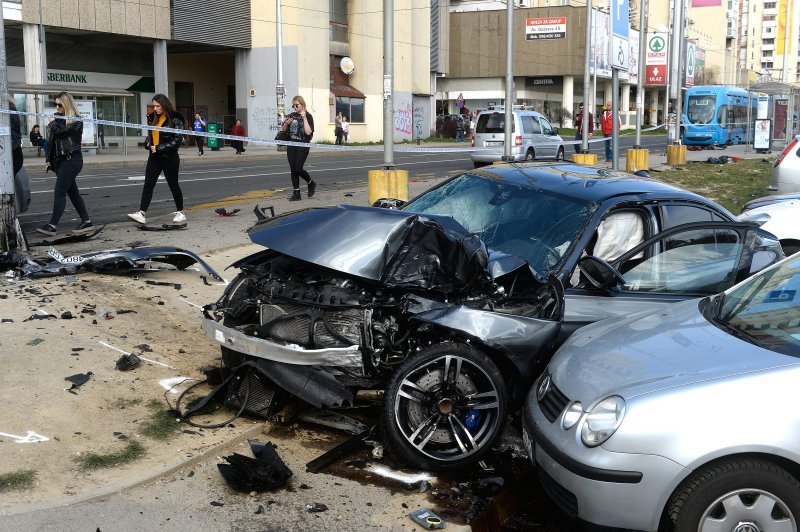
[341,115,349,144]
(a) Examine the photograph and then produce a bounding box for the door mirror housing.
[577,256,626,290]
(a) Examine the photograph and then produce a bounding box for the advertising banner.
[685,41,697,87]
[611,0,630,70]
[754,119,771,150]
[526,17,567,40]
[590,9,611,78]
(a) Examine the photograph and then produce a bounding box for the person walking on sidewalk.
[280,95,317,201]
[573,103,594,154]
[193,112,206,156]
[36,91,94,236]
[455,116,465,142]
[231,119,246,154]
[127,94,186,225]
[600,101,620,162]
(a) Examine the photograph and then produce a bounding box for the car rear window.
[476,113,515,134]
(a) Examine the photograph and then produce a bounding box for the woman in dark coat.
[127,93,186,224]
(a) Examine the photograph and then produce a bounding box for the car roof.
[469,162,721,205]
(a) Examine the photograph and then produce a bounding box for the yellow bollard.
[571,153,598,165]
[368,169,409,206]
[666,144,687,166]
[626,149,649,172]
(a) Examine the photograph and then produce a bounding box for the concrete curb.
[0,424,264,517]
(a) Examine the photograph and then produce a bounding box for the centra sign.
[525,76,563,88]
[48,72,88,84]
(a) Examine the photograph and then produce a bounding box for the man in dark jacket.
[573,103,593,154]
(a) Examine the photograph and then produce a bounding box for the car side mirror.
[577,256,626,290]
[551,127,559,136]
[372,198,406,210]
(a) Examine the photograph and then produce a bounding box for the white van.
[471,108,565,168]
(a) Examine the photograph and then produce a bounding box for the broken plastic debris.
[145,280,182,290]
[159,377,193,393]
[26,338,45,346]
[305,503,328,513]
[65,371,93,391]
[61,311,74,319]
[115,353,142,371]
[217,440,293,492]
[215,207,241,217]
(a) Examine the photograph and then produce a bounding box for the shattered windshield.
[402,174,594,273]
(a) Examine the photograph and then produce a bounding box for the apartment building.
[738,0,799,83]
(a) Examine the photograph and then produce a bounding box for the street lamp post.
[502,0,514,161]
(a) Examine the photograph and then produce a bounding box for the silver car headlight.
[580,396,626,447]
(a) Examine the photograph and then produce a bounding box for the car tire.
[525,149,535,161]
[382,342,507,471]
[664,458,800,532]
[219,272,255,368]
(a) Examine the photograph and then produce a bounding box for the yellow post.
[572,153,598,165]
[666,145,687,166]
[626,149,649,172]
[368,169,409,205]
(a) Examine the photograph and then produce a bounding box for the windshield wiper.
[710,316,761,347]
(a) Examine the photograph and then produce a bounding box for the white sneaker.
[172,211,187,223]
[127,211,146,224]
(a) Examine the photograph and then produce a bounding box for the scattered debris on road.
[217,440,292,492]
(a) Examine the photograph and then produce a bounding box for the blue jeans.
[604,133,612,161]
[455,130,465,142]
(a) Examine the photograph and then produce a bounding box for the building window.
[330,0,348,43]
[764,1,776,8]
[335,97,364,123]
[763,38,774,45]
[763,15,776,21]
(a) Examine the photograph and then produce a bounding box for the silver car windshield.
[403,174,595,273]
[717,254,800,356]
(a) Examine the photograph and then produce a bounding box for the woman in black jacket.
[127,93,186,224]
[36,91,93,236]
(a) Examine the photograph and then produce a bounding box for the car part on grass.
[28,225,106,247]
[217,439,292,492]
[305,503,328,513]
[215,207,240,216]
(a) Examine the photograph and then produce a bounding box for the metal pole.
[668,0,685,144]
[612,68,620,169]
[675,0,686,145]
[0,6,21,251]
[503,0,514,161]
[123,97,128,156]
[581,0,593,152]
[383,0,394,167]
[276,0,286,150]
[634,0,647,147]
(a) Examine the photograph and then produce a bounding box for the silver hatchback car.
[524,253,800,531]
[769,135,800,193]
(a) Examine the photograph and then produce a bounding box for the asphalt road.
[19,135,669,233]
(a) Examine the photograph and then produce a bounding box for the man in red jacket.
[600,100,620,162]
[573,103,594,153]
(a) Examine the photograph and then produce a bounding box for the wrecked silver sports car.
[203,163,784,470]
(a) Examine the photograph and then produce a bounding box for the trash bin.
[207,122,220,151]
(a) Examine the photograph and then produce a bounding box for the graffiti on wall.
[394,103,413,135]
[413,105,425,139]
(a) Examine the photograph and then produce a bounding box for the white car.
[768,135,800,193]
[740,194,800,256]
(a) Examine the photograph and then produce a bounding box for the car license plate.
[486,140,503,146]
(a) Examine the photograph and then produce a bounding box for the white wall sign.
[525,17,567,40]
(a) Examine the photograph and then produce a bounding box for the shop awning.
[8,83,133,97]
[330,83,365,99]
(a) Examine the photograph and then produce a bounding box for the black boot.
[289,190,302,201]
[307,180,316,198]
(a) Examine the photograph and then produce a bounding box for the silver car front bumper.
[202,318,364,369]
[524,403,689,531]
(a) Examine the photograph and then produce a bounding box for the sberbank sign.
[47,72,88,84]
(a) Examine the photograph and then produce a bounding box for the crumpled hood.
[248,204,492,292]
[550,298,797,404]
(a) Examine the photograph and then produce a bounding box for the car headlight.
[580,396,626,447]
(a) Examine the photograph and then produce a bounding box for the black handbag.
[275,130,290,142]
